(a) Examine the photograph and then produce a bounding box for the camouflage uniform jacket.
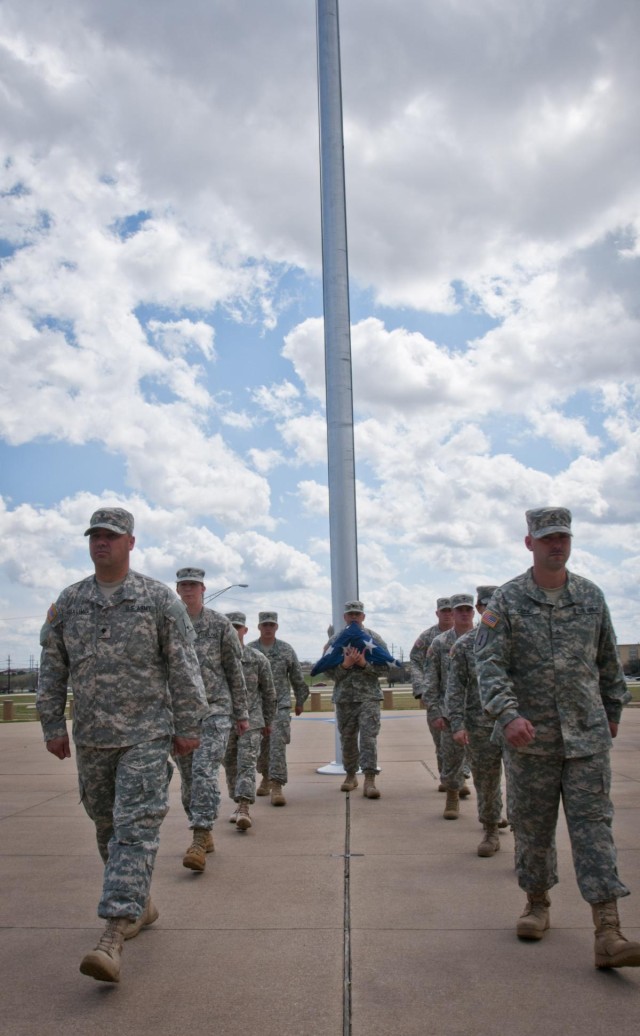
[474,568,630,757]
[191,608,248,722]
[327,626,389,704]
[241,644,277,730]
[38,570,210,747]
[247,638,308,710]
[445,627,493,735]
[423,627,459,721]
[409,623,444,697]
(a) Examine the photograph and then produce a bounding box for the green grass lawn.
[0,693,74,723]
[2,681,638,723]
[627,681,640,703]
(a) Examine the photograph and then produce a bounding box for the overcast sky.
[1,0,638,668]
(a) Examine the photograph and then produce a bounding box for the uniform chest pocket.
[120,613,160,664]
[269,659,286,680]
[511,607,553,663]
[64,616,98,664]
[552,606,600,658]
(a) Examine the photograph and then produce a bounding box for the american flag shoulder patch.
[46,603,58,623]
[481,610,499,629]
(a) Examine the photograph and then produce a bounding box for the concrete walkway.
[1,710,639,1036]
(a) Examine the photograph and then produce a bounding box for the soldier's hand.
[342,646,366,669]
[504,716,536,747]
[172,736,200,756]
[236,718,250,736]
[46,734,71,760]
[433,717,447,732]
[262,725,272,736]
[452,729,469,746]
[609,721,619,739]
[294,705,303,716]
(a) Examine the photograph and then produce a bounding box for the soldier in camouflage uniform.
[38,508,209,984]
[325,601,390,799]
[475,507,640,969]
[410,597,453,784]
[223,611,277,831]
[423,594,475,818]
[174,569,249,870]
[249,611,308,806]
[410,598,454,699]
[446,585,508,857]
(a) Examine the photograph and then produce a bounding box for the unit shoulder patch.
[475,626,490,651]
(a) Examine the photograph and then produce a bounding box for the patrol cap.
[450,593,475,609]
[258,611,278,624]
[344,600,365,613]
[176,568,205,585]
[436,597,452,610]
[526,507,572,540]
[84,507,134,537]
[476,585,498,606]
[225,611,246,627]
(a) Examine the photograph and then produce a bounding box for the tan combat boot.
[256,775,271,796]
[236,798,252,831]
[443,789,459,819]
[123,898,159,941]
[363,773,381,799]
[229,806,239,823]
[516,891,551,940]
[340,773,358,792]
[592,901,640,968]
[79,918,129,982]
[182,827,211,871]
[270,782,286,806]
[459,783,471,798]
[477,825,500,858]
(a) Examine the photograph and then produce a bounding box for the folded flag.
[311,622,402,676]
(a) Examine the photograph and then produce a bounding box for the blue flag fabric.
[310,622,402,676]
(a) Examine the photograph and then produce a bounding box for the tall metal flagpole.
[315,0,358,774]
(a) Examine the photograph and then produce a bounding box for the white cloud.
[528,410,601,456]
[250,381,302,420]
[147,319,215,360]
[279,415,328,467]
[0,0,639,662]
[248,448,285,474]
[224,531,325,592]
[219,410,255,431]
[297,481,328,517]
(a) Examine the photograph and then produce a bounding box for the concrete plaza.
[1,709,639,1036]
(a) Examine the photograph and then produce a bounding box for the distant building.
[619,644,640,674]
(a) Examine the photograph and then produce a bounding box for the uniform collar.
[524,567,573,604]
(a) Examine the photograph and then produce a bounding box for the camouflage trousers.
[76,737,173,920]
[440,726,466,790]
[506,749,630,904]
[426,712,443,779]
[224,727,261,803]
[466,726,504,825]
[336,699,381,775]
[257,708,291,786]
[174,713,232,829]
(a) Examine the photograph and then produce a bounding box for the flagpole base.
[316,763,373,775]
[316,762,346,775]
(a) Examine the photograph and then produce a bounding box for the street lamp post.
[204,583,249,604]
